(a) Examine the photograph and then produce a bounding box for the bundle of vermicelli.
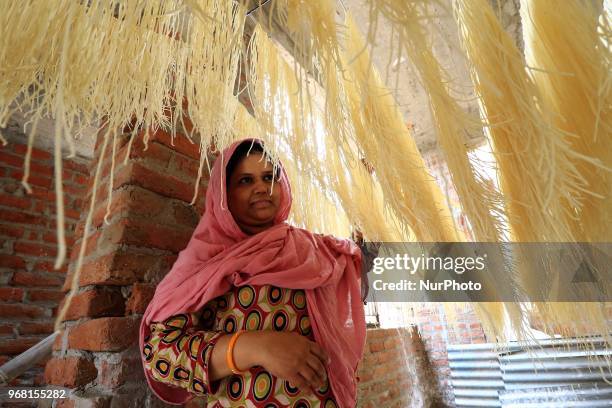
[341,13,460,242]
[454,0,610,344]
[454,0,587,244]
[519,0,611,342]
[522,0,611,244]
[360,0,522,342]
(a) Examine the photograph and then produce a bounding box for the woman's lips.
[251,199,272,208]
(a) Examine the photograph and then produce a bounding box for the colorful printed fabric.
[143,284,338,408]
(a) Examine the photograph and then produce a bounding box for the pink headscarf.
[139,138,366,407]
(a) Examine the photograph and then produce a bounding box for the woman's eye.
[239,177,252,184]
[263,174,273,182]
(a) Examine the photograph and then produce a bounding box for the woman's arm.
[145,313,329,395]
[209,330,329,393]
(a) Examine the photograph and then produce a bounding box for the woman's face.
[227,152,281,235]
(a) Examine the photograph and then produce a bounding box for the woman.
[139,139,366,407]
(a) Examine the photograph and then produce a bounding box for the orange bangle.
[226,330,246,374]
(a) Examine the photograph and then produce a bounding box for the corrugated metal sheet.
[448,337,612,407]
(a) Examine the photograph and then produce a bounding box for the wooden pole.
[0,331,59,385]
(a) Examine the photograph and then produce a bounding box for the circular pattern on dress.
[161,329,181,344]
[292,290,306,310]
[272,310,288,331]
[299,315,311,336]
[223,315,237,333]
[283,380,299,397]
[176,334,189,351]
[192,378,206,394]
[155,359,170,377]
[324,398,337,408]
[188,335,201,360]
[252,371,273,402]
[264,404,279,408]
[245,310,262,331]
[227,375,244,401]
[268,286,283,304]
[237,286,256,308]
[201,343,214,363]
[143,344,153,361]
[293,399,311,408]
[165,314,188,329]
[172,366,190,382]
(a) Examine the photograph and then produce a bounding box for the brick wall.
[42,126,210,407]
[356,326,445,408]
[413,303,487,406]
[0,134,90,390]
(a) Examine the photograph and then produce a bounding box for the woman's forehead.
[232,152,273,173]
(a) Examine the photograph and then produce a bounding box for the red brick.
[0,193,31,210]
[170,153,200,178]
[62,207,82,221]
[0,224,24,238]
[27,162,54,177]
[92,186,198,229]
[0,303,48,319]
[33,260,67,274]
[125,283,155,314]
[11,271,64,287]
[19,321,54,335]
[28,288,65,303]
[0,209,44,225]
[14,242,57,258]
[116,137,173,169]
[0,151,23,167]
[0,287,24,302]
[114,162,195,203]
[13,144,53,161]
[0,324,15,335]
[99,218,191,253]
[63,184,86,196]
[149,129,200,160]
[76,250,159,287]
[30,188,54,201]
[9,171,52,189]
[0,337,42,354]
[45,356,97,387]
[67,316,139,351]
[63,159,90,175]
[0,254,26,269]
[58,288,124,321]
[369,340,385,353]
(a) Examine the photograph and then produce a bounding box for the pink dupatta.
[139,139,366,407]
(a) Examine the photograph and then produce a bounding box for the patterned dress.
[142,284,339,408]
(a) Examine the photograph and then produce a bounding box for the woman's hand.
[255,331,329,393]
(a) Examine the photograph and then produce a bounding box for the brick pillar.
[45,127,214,407]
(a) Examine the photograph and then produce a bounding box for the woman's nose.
[253,178,269,194]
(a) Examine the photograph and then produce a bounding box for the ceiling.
[342,0,524,152]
